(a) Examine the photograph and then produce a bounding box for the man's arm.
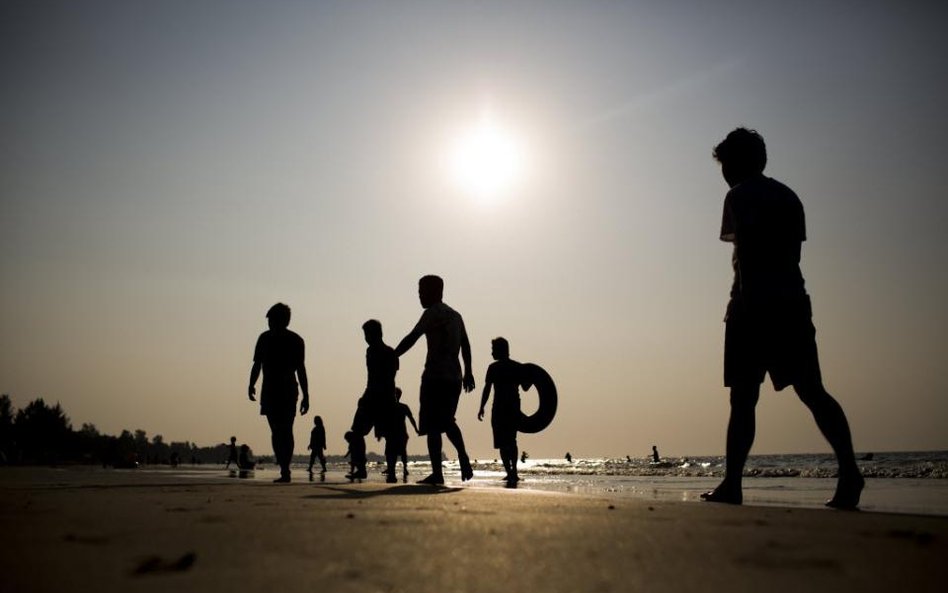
[405,406,419,434]
[394,328,423,357]
[248,362,261,401]
[478,379,492,421]
[297,363,310,415]
[460,320,475,392]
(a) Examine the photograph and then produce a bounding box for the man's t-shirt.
[253,329,305,414]
[720,174,808,311]
[411,302,468,380]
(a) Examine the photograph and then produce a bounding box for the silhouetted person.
[652,446,660,463]
[225,436,239,469]
[520,451,528,463]
[394,275,475,485]
[344,430,366,481]
[385,387,419,482]
[349,319,399,481]
[248,303,310,483]
[308,416,327,473]
[565,452,572,463]
[701,128,863,509]
[478,337,523,484]
[238,444,256,470]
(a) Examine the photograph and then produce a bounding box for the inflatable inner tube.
[518,363,557,434]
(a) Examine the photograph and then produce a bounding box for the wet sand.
[2,467,945,593]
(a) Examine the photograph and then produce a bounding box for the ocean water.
[174,450,948,516]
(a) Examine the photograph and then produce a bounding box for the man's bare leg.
[702,384,760,504]
[445,422,473,481]
[419,432,445,485]
[794,381,864,509]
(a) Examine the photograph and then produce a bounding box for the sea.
[170,450,948,517]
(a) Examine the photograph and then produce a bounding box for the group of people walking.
[245,128,865,509]
[247,274,525,486]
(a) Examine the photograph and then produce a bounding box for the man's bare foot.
[459,456,473,481]
[700,483,742,505]
[417,473,445,485]
[825,474,864,510]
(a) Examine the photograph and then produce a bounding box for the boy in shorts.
[478,337,523,484]
[701,128,863,508]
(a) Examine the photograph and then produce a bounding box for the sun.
[446,116,525,200]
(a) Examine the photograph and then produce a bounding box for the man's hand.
[463,372,475,393]
[248,386,256,401]
[477,407,485,421]
[300,397,310,415]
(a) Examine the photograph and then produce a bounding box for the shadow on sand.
[303,484,462,500]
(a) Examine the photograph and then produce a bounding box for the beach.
[2,467,946,593]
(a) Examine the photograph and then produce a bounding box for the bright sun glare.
[447,116,524,200]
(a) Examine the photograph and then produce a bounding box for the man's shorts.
[724,296,822,391]
[418,375,462,435]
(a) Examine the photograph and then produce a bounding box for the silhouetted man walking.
[248,303,310,483]
[395,275,475,485]
[702,128,863,508]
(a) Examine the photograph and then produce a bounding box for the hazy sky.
[2,1,947,459]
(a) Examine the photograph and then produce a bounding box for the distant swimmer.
[565,452,572,463]
[652,445,660,463]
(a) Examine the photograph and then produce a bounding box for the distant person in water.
[565,452,572,463]
[225,436,239,469]
[385,387,419,482]
[520,451,528,463]
[308,416,327,473]
[701,128,863,509]
[478,337,523,484]
[394,275,475,485]
[350,319,399,480]
[248,303,310,483]
[344,431,366,481]
[652,446,660,463]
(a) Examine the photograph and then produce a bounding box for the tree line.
[0,395,238,467]
[0,395,421,468]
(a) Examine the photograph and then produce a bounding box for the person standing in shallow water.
[702,128,863,509]
[248,303,310,483]
[394,275,475,485]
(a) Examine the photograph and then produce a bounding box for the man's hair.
[492,337,510,357]
[712,127,767,174]
[419,275,444,297]
[267,303,291,328]
[362,319,382,337]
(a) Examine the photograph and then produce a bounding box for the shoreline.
[3,466,947,593]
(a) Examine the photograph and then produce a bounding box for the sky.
[2,0,947,459]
